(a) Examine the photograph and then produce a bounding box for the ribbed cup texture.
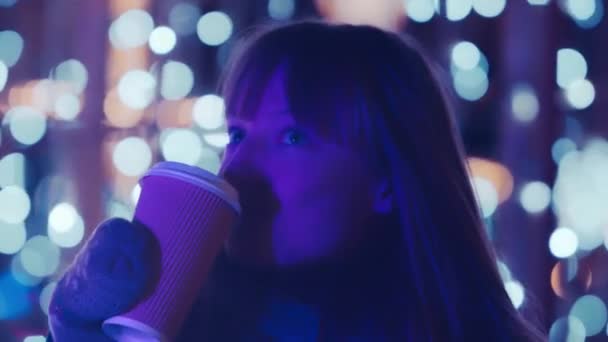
[119,174,238,340]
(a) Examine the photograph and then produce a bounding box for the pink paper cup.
[102,161,240,342]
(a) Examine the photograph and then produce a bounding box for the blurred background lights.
[38,281,56,315]
[117,70,156,109]
[193,94,225,130]
[406,0,436,23]
[566,0,596,21]
[557,48,587,89]
[149,26,177,55]
[0,61,7,92]
[451,41,481,70]
[470,176,499,218]
[565,79,595,110]
[452,66,489,101]
[553,139,608,251]
[552,138,577,164]
[0,185,31,224]
[51,59,88,94]
[472,0,506,18]
[109,9,154,49]
[23,335,46,342]
[10,254,42,287]
[268,0,296,20]
[549,227,579,258]
[528,0,550,5]
[203,132,230,149]
[504,280,525,309]
[54,93,81,121]
[0,30,24,67]
[197,147,222,174]
[511,85,540,123]
[446,0,473,21]
[0,221,26,255]
[0,0,18,7]
[549,316,586,342]
[131,184,142,205]
[169,2,201,36]
[160,61,194,100]
[112,137,152,177]
[161,129,203,165]
[48,202,85,248]
[7,106,47,145]
[18,236,60,277]
[197,11,233,46]
[467,157,514,204]
[0,153,25,188]
[519,181,551,214]
[569,295,608,336]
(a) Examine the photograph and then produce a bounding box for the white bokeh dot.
[0,185,31,224]
[160,61,194,100]
[549,227,579,258]
[112,137,153,177]
[504,280,525,309]
[117,70,157,109]
[196,11,233,46]
[19,235,61,277]
[519,181,551,214]
[161,129,203,165]
[0,221,26,255]
[149,26,177,55]
[54,93,81,121]
[7,106,47,146]
[193,94,225,130]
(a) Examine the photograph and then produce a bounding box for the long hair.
[218,20,547,341]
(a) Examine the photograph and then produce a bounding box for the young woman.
[48,21,547,341]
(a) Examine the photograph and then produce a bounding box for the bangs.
[219,22,373,149]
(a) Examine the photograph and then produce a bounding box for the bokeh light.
[470,176,499,218]
[112,136,153,177]
[149,26,177,55]
[169,2,201,35]
[452,66,489,101]
[161,129,203,165]
[193,94,225,130]
[117,70,157,109]
[549,227,579,258]
[0,221,26,255]
[557,48,588,89]
[472,0,506,18]
[0,185,31,224]
[131,184,142,205]
[569,295,608,336]
[54,93,81,121]
[23,335,46,342]
[406,0,436,23]
[549,316,586,342]
[6,106,47,146]
[38,281,57,315]
[0,61,7,92]
[553,139,608,251]
[51,59,88,94]
[203,132,230,149]
[103,88,146,128]
[552,138,577,164]
[109,9,154,49]
[48,202,85,248]
[197,11,233,46]
[0,0,18,7]
[0,152,25,188]
[160,61,194,100]
[451,41,481,70]
[18,236,61,277]
[504,280,525,309]
[0,30,24,67]
[446,0,473,21]
[519,181,551,214]
[565,79,595,110]
[268,0,296,20]
[511,85,540,123]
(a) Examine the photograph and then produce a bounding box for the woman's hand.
[47,218,161,341]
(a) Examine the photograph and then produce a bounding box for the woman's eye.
[281,128,307,146]
[228,128,245,146]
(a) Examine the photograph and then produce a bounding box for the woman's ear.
[373,179,393,214]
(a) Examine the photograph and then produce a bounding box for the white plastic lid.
[102,316,166,342]
[142,161,241,215]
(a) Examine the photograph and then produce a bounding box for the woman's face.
[220,66,387,267]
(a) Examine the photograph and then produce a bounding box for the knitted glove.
[48,218,160,342]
